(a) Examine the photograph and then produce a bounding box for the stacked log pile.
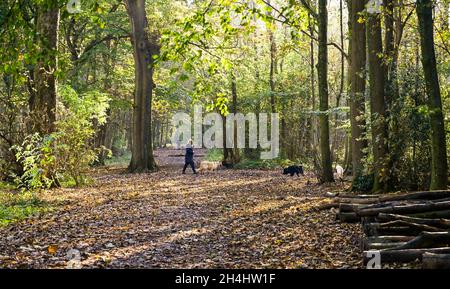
[319,190,450,268]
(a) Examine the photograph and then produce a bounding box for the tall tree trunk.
[267,0,277,114]
[383,0,396,106]
[222,114,234,166]
[383,0,398,190]
[309,12,318,152]
[317,0,334,182]
[367,8,388,192]
[30,0,60,135]
[339,0,345,101]
[344,0,353,174]
[332,0,346,165]
[231,71,240,164]
[349,0,368,180]
[245,28,262,159]
[416,0,448,189]
[125,0,157,172]
[269,28,277,114]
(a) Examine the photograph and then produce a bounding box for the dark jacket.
[185,147,194,162]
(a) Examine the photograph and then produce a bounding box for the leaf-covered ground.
[0,150,363,268]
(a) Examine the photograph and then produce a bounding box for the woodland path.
[0,149,362,268]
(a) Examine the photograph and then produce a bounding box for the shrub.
[11,86,110,190]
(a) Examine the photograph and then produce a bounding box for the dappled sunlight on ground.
[0,153,362,269]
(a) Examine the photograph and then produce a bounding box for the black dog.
[283,165,304,177]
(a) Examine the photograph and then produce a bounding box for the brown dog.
[197,161,223,173]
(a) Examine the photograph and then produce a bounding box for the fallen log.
[336,198,381,204]
[363,247,450,265]
[364,225,419,236]
[361,216,377,227]
[379,190,450,202]
[357,200,450,217]
[337,190,450,200]
[422,252,450,269]
[319,193,450,211]
[364,221,442,237]
[333,199,435,213]
[317,198,380,210]
[377,213,450,228]
[364,242,407,250]
[339,203,360,213]
[408,209,450,219]
[338,212,360,223]
[377,220,442,232]
[366,236,415,243]
[357,201,412,211]
[338,201,406,213]
[386,231,450,250]
[334,193,379,199]
[317,202,339,210]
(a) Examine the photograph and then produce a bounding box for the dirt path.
[0,151,362,268]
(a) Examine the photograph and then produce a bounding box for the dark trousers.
[183,160,196,173]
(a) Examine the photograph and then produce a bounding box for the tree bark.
[377,213,450,228]
[357,200,450,217]
[231,71,240,164]
[409,209,450,219]
[367,9,388,192]
[387,231,450,250]
[269,24,277,114]
[308,13,318,152]
[365,241,407,250]
[416,0,448,190]
[349,0,368,180]
[366,235,415,243]
[422,252,450,269]
[337,190,450,201]
[30,0,60,135]
[317,0,334,183]
[344,0,353,174]
[338,212,360,222]
[125,0,157,172]
[363,247,450,264]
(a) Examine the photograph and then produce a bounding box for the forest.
[0,0,449,270]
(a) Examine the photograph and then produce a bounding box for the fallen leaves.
[48,245,58,255]
[0,149,363,268]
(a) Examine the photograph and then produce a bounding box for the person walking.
[182,140,197,174]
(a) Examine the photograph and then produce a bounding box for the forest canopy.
[0,0,449,192]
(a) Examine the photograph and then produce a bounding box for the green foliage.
[11,134,56,191]
[60,86,110,125]
[352,174,374,192]
[205,149,224,162]
[0,191,52,227]
[11,86,110,190]
[105,151,132,167]
[1,0,448,194]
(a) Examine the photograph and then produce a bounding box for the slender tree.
[230,71,240,164]
[308,12,318,151]
[268,15,277,114]
[416,0,448,189]
[317,0,334,182]
[344,0,353,173]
